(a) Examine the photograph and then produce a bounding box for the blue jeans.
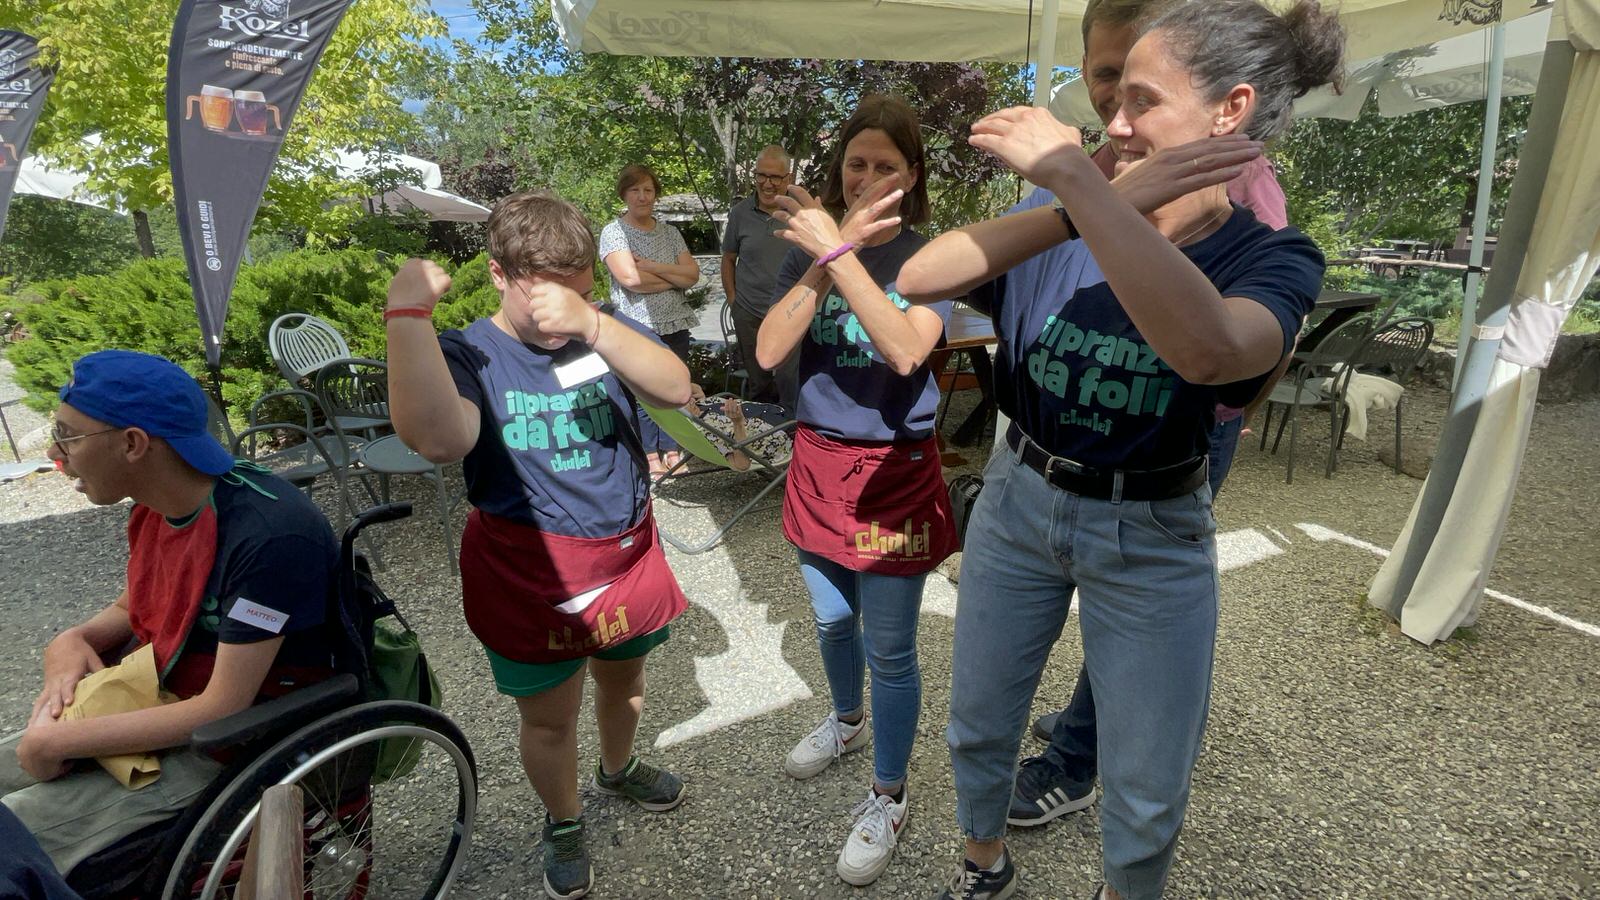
[798,550,927,789]
[1207,415,1242,497]
[948,446,1218,900]
[1045,413,1241,781]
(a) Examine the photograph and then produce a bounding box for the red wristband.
[384,307,433,322]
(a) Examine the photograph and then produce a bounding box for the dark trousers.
[1041,414,1242,782]
[731,303,798,414]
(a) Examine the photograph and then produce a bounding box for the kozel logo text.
[217,4,312,42]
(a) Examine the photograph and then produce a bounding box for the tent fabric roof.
[552,0,1546,66]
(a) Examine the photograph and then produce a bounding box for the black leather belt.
[1006,424,1207,502]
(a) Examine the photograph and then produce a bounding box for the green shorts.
[484,626,671,697]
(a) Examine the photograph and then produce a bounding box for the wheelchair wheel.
[160,701,477,900]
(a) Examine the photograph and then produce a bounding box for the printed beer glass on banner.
[186,85,234,133]
[233,91,281,136]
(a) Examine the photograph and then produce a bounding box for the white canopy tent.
[1371,0,1600,642]
[331,149,491,223]
[14,155,111,210]
[551,0,1544,69]
[1048,6,1556,124]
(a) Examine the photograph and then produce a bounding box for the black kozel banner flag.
[0,32,54,244]
[167,0,355,369]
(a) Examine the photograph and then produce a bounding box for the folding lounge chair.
[639,400,794,555]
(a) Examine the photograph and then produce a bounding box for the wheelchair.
[68,503,478,900]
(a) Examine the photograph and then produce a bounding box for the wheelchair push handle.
[342,502,414,546]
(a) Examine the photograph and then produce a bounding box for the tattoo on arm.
[784,285,815,319]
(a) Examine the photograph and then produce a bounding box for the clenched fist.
[387,258,453,315]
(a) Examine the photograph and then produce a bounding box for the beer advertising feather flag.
[166,0,355,368]
[0,31,54,243]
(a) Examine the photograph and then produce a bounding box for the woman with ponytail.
[895,2,1345,897]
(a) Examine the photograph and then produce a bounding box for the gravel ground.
[1,383,1596,898]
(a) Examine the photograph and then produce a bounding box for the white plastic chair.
[268,314,353,387]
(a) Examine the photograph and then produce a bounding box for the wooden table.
[931,305,999,464]
[1300,289,1381,352]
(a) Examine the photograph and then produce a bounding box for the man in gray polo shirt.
[721,145,798,409]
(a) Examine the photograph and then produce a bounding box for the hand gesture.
[1110,136,1263,214]
[721,397,745,424]
[31,631,103,723]
[969,106,1085,187]
[387,258,452,314]
[522,281,600,345]
[689,383,707,402]
[773,182,902,260]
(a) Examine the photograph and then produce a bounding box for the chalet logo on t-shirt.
[500,380,617,473]
[1027,314,1177,437]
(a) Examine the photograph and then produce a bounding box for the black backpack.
[947,474,984,549]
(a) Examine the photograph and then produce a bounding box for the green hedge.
[9,249,501,416]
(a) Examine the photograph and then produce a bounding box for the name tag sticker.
[228,599,290,634]
[554,352,610,389]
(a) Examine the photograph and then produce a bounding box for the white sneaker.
[784,712,869,779]
[836,787,907,886]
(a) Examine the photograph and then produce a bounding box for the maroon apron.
[459,505,687,664]
[783,425,957,576]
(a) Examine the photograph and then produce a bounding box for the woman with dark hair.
[895,2,1345,898]
[754,93,958,887]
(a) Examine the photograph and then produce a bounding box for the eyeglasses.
[754,173,789,182]
[51,421,118,458]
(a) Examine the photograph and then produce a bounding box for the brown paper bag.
[59,643,165,789]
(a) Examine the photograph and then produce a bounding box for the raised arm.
[766,179,939,375]
[896,205,1069,305]
[756,260,832,372]
[519,282,692,408]
[385,259,482,464]
[968,107,1279,384]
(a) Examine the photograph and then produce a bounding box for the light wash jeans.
[798,550,927,789]
[947,445,1219,900]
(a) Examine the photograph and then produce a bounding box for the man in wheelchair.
[1,350,341,883]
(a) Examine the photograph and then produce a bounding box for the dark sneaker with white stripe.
[932,852,1018,900]
[1007,754,1096,826]
[592,756,686,811]
[541,816,593,899]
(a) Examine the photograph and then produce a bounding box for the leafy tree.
[1276,93,1532,247]
[0,197,139,283]
[0,0,445,254]
[449,0,1030,232]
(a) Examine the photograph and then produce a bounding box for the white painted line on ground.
[1218,527,1285,573]
[1294,523,1600,640]
[656,532,813,748]
[922,527,1285,622]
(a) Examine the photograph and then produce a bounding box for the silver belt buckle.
[1045,454,1086,479]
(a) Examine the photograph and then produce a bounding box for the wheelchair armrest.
[191,674,361,757]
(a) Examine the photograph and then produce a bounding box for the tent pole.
[1376,39,1575,613]
[1453,20,1508,388]
[1032,0,1060,107]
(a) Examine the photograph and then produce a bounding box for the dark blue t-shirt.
[164,467,340,699]
[440,312,659,538]
[772,229,953,442]
[971,190,1324,470]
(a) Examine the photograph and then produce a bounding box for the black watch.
[1053,202,1078,241]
